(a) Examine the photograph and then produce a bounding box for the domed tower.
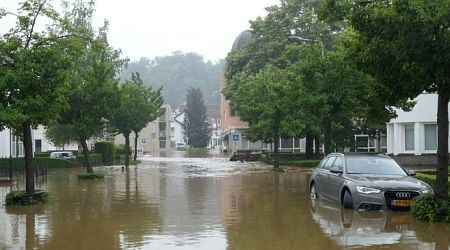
[220,30,253,156]
[230,30,252,51]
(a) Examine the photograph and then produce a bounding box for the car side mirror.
[408,170,416,176]
[330,167,343,174]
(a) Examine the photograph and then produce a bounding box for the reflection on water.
[0,156,449,249]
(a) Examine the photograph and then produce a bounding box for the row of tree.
[224,0,449,199]
[0,0,163,194]
[120,53,224,109]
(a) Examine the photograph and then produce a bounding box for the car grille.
[384,191,420,211]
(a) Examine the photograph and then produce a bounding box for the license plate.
[391,199,413,207]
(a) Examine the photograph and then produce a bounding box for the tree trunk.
[273,135,280,169]
[323,120,332,155]
[133,131,139,161]
[436,89,449,200]
[305,132,314,159]
[80,138,93,173]
[124,131,130,169]
[314,135,320,157]
[273,110,280,169]
[23,122,34,194]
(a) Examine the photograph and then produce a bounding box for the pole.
[9,128,13,180]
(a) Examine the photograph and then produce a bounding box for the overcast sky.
[1,0,280,62]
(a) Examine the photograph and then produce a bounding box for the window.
[35,140,42,153]
[322,157,336,170]
[159,140,166,149]
[405,124,415,151]
[333,157,343,171]
[424,124,437,150]
[230,103,236,117]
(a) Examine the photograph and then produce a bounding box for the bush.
[260,157,320,168]
[266,153,308,161]
[0,157,73,168]
[5,190,49,206]
[77,172,105,180]
[271,167,286,173]
[95,141,115,166]
[417,167,450,176]
[34,152,50,158]
[115,144,131,158]
[415,173,436,188]
[75,153,101,167]
[411,193,450,222]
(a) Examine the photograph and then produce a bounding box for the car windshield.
[346,157,407,176]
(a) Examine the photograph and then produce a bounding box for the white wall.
[172,112,185,144]
[387,93,450,155]
[0,126,79,158]
[0,129,11,158]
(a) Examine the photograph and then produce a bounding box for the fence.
[0,165,47,188]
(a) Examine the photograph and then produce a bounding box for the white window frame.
[423,123,437,153]
[404,123,415,152]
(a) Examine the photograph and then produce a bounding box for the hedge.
[260,157,320,168]
[0,153,101,169]
[78,172,104,180]
[95,141,115,166]
[0,157,73,168]
[5,190,49,206]
[417,167,450,176]
[75,153,101,167]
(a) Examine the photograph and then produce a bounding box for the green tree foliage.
[224,66,304,167]
[95,141,115,166]
[224,0,386,163]
[110,73,164,168]
[0,0,71,194]
[56,0,125,174]
[120,52,224,109]
[45,123,78,148]
[184,87,211,148]
[321,0,450,199]
[128,73,164,161]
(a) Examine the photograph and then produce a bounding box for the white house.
[0,125,78,158]
[171,110,186,147]
[387,93,450,166]
[387,93,449,158]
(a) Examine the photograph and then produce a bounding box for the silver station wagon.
[309,153,433,211]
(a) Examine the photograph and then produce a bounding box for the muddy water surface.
[0,155,449,249]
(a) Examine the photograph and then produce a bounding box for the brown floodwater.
[0,154,449,250]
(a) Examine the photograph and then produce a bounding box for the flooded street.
[0,155,449,250]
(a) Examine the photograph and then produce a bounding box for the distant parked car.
[49,151,76,160]
[309,153,432,211]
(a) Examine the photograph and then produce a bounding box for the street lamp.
[288,35,324,58]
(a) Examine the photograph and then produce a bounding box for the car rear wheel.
[342,190,353,209]
[310,183,318,200]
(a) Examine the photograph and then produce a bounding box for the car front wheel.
[342,190,353,209]
[310,183,318,200]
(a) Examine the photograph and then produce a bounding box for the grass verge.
[5,190,49,206]
[78,172,105,180]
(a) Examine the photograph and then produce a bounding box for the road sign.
[141,138,147,145]
[232,133,240,141]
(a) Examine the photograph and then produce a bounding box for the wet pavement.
[0,154,449,249]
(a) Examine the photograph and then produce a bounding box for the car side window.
[333,157,343,171]
[317,158,329,169]
[322,157,336,170]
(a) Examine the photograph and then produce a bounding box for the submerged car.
[309,153,432,211]
[49,151,76,160]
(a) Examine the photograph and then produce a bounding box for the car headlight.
[356,186,381,194]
